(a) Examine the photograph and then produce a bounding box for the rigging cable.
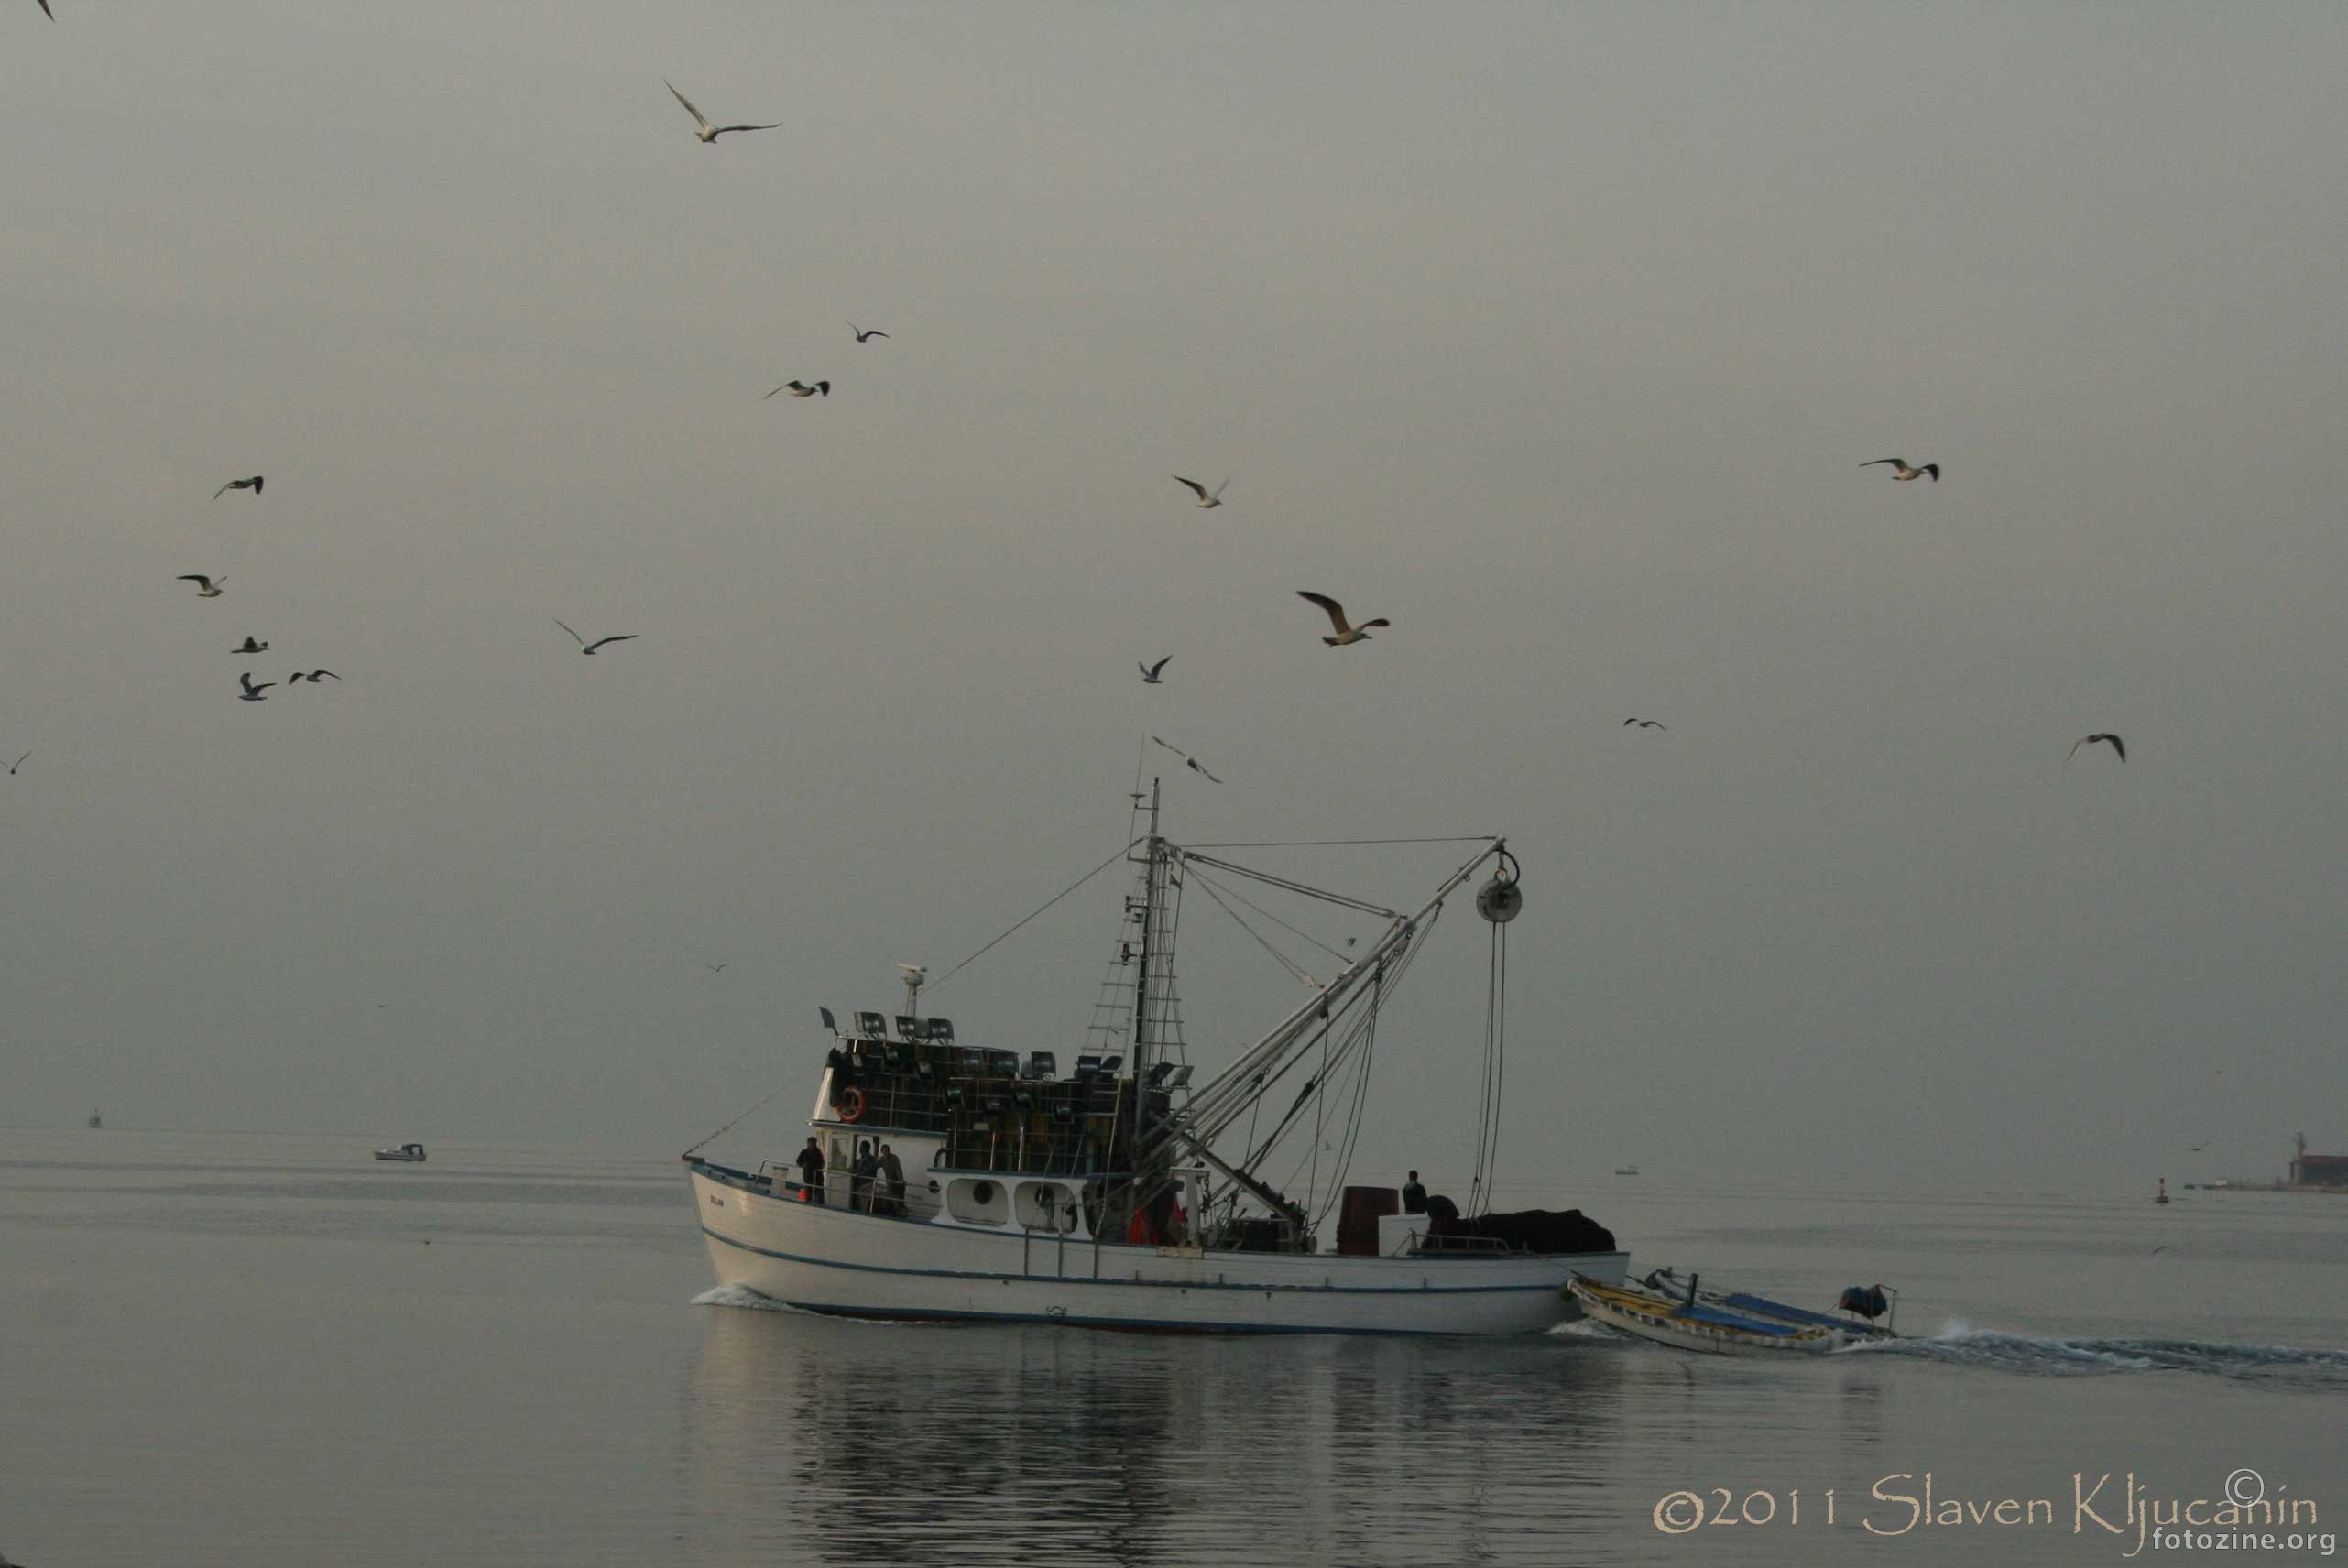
[924,836,1142,996]
[682,1075,801,1160]
[1185,867,1318,985]
[1466,912,1509,1216]
[1185,864,1354,963]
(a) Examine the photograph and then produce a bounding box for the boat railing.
[1408,1239,1521,1258]
[738,1162,948,1223]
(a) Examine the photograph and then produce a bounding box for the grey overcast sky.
[5,3,2344,1194]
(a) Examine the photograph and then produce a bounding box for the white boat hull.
[693,1164,1627,1335]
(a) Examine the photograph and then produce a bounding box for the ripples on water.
[5,1133,2345,1568]
[1848,1322,2348,1385]
[682,1285,2348,1568]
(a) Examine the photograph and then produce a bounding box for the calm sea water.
[3,1128,2343,1567]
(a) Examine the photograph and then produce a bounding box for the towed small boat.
[1568,1272,1870,1356]
[1637,1267,1898,1341]
[373,1142,427,1162]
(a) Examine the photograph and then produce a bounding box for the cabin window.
[1015,1181,1077,1232]
[945,1177,1010,1226]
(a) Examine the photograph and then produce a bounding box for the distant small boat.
[1613,1163,1639,1176]
[87,1108,102,1129]
[374,1142,427,1162]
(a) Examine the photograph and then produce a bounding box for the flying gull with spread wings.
[664,80,782,143]
[2069,733,2125,763]
[1149,735,1221,782]
[849,323,890,343]
[1140,658,1170,684]
[236,672,276,702]
[1173,476,1229,509]
[765,379,830,399]
[213,475,264,499]
[1622,718,1666,730]
[1860,458,1939,482]
[178,574,225,598]
[555,619,638,656]
[1296,591,1389,646]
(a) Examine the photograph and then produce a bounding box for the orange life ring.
[835,1085,867,1123]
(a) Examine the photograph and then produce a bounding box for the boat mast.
[1127,779,1163,1160]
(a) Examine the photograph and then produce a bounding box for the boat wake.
[1845,1321,2348,1385]
[692,1283,800,1313]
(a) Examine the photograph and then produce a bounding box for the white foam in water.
[1846,1320,2348,1383]
[1550,1317,1626,1342]
[691,1283,798,1312]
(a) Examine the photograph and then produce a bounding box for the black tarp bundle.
[1425,1206,1616,1255]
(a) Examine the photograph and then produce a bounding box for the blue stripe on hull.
[773,1300,1458,1336]
[701,1224,1591,1296]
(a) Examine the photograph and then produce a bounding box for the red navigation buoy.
[2155,1177,2170,1205]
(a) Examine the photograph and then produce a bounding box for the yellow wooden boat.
[1567,1273,1845,1356]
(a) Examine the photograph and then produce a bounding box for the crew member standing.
[795,1137,826,1203]
[1401,1170,1427,1214]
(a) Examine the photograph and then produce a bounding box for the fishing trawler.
[683,787,1627,1334]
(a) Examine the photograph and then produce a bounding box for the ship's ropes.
[1464,909,1508,1216]
[924,836,1142,997]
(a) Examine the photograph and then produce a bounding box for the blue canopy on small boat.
[1674,1301,1806,1336]
[1724,1293,1855,1332]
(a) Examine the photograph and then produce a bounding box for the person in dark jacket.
[851,1140,879,1212]
[1401,1171,1427,1214]
[878,1143,907,1216]
[794,1137,826,1203]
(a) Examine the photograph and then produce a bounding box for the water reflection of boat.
[373,1142,427,1162]
[686,787,1627,1334]
[680,1294,1633,1566]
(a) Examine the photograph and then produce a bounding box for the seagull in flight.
[705,963,727,974]
[1148,735,1221,782]
[1622,718,1666,730]
[2189,1140,2214,1153]
[1174,476,1229,509]
[235,637,269,654]
[663,80,782,144]
[764,379,830,399]
[849,323,890,343]
[1140,657,1170,684]
[213,475,264,500]
[1860,458,1939,482]
[6,752,27,775]
[1296,591,1389,647]
[2069,733,2126,763]
[237,672,276,702]
[178,574,225,598]
[555,619,638,656]
[288,670,342,683]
